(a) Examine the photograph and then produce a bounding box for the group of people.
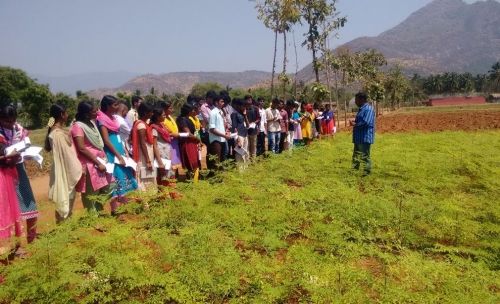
[0,90,374,258]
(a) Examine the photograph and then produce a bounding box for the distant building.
[488,94,500,103]
[426,96,486,106]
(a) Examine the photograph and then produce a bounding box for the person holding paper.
[71,101,114,213]
[245,95,260,160]
[278,100,289,153]
[300,103,314,146]
[176,103,201,181]
[161,101,183,177]
[256,98,267,156]
[131,103,157,191]
[149,108,174,186]
[231,98,249,170]
[97,96,138,213]
[208,94,230,172]
[266,98,281,154]
[0,128,22,256]
[44,104,82,223]
[0,105,38,244]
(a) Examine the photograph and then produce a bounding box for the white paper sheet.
[114,156,138,171]
[230,132,238,139]
[153,158,171,170]
[179,132,189,138]
[234,147,248,156]
[248,122,256,129]
[5,138,31,155]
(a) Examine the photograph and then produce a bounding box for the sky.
[0,0,480,77]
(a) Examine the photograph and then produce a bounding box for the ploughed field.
[377,105,500,133]
[2,105,498,303]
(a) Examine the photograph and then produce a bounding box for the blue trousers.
[267,132,281,154]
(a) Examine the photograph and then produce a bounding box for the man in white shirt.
[266,98,281,154]
[208,95,230,171]
[257,98,267,156]
[125,95,143,128]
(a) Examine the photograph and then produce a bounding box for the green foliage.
[0,66,53,128]
[190,82,224,98]
[1,130,499,302]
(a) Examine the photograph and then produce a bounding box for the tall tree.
[298,0,346,82]
[257,0,300,98]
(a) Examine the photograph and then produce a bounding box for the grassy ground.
[1,130,498,303]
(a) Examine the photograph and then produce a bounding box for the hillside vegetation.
[1,131,499,303]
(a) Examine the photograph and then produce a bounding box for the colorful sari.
[96,115,138,199]
[0,135,22,255]
[131,120,156,190]
[48,128,82,221]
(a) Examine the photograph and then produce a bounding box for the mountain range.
[35,0,500,96]
[297,0,500,81]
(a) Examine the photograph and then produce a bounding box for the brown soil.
[376,110,500,133]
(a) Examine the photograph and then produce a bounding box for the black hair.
[179,103,194,117]
[75,101,94,122]
[205,90,217,100]
[100,95,118,112]
[219,90,231,105]
[0,104,17,119]
[160,101,172,109]
[244,94,253,101]
[149,107,164,124]
[257,97,264,102]
[44,103,67,152]
[131,95,143,106]
[138,103,153,119]
[355,92,368,102]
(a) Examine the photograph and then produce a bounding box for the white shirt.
[258,108,267,132]
[208,108,227,143]
[125,109,137,128]
[265,107,281,133]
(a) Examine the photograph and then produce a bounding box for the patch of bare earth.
[376,110,500,133]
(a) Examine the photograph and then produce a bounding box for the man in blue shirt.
[349,92,375,175]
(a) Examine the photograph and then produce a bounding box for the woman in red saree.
[176,103,201,181]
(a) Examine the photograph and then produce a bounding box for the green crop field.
[1,130,499,303]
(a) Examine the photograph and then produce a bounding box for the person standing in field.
[266,98,281,154]
[126,95,143,128]
[207,95,230,171]
[0,105,39,244]
[278,100,289,153]
[71,101,114,213]
[200,90,216,147]
[300,103,314,146]
[115,101,132,155]
[256,98,267,156]
[0,125,22,256]
[161,101,183,176]
[350,92,375,176]
[97,95,138,213]
[231,98,250,170]
[176,103,201,181]
[245,95,260,160]
[131,103,157,191]
[149,107,173,186]
[45,104,83,223]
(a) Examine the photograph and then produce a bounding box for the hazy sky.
[0,0,481,76]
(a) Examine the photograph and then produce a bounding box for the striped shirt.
[353,103,375,144]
